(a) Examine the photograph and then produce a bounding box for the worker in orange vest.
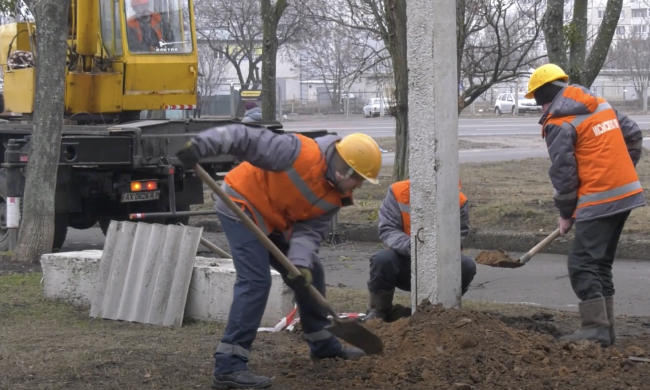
[526,63,645,347]
[126,0,169,52]
[176,125,383,389]
[363,179,477,322]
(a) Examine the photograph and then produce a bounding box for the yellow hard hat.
[525,63,569,99]
[335,133,382,184]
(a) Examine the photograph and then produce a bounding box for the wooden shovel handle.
[518,228,561,264]
[193,164,340,319]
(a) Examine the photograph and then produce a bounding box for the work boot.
[362,289,394,322]
[605,296,615,344]
[559,296,611,347]
[212,370,271,389]
[310,347,366,363]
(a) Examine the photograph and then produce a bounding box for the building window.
[632,25,648,34]
[598,10,604,19]
[616,26,625,35]
[632,9,646,18]
[620,10,626,19]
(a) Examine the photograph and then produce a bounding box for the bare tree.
[260,0,288,121]
[458,0,547,110]
[197,44,229,97]
[543,0,623,88]
[290,23,377,112]
[297,0,408,179]
[299,0,546,180]
[608,33,650,106]
[12,0,71,263]
[194,0,302,91]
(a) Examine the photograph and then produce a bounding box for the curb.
[331,223,650,261]
[192,219,650,261]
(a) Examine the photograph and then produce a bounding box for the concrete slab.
[40,250,293,327]
[41,250,102,307]
[187,258,294,326]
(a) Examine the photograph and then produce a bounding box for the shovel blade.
[325,318,383,355]
[493,260,525,268]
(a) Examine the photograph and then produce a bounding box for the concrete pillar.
[407,0,461,310]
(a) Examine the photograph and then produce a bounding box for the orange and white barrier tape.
[257,306,366,333]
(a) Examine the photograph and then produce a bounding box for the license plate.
[121,190,160,203]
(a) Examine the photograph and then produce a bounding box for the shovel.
[193,164,384,355]
[475,228,561,268]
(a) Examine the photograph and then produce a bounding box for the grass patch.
[0,272,226,389]
[192,147,650,236]
[338,153,650,235]
[373,136,511,152]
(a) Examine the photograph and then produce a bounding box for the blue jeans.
[213,213,342,375]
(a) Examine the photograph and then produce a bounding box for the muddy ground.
[1,263,649,389]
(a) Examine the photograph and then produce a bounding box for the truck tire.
[0,93,5,114]
[0,168,68,252]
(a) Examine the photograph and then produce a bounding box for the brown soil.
[264,301,650,389]
[475,249,516,265]
[2,273,649,389]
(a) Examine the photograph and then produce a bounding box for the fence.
[463,81,650,114]
[169,80,650,119]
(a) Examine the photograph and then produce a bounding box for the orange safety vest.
[543,87,643,217]
[223,134,351,235]
[391,179,467,235]
[127,13,163,43]
[459,180,468,208]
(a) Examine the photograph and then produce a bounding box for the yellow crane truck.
[0,0,330,251]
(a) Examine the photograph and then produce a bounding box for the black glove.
[176,141,201,168]
[286,266,312,291]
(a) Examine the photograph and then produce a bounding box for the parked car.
[363,97,392,118]
[494,92,542,115]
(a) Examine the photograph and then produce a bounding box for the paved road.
[281,114,650,138]
[60,230,649,317]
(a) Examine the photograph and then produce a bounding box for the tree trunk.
[542,0,569,71]
[261,0,287,122]
[385,0,408,181]
[12,0,71,263]
[544,0,623,88]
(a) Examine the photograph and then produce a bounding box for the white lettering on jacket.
[592,119,620,136]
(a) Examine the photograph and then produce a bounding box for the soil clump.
[268,301,648,389]
[475,249,516,266]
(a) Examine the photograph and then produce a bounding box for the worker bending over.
[176,125,382,389]
[364,179,477,322]
[526,63,645,347]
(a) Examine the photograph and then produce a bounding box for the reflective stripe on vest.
[545,95,643,214]
[223,134,345,234]
[223,183,271,236]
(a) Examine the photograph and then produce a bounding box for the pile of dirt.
[475,249,516,266]
[273,301,648,389]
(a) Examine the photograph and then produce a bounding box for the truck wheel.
[0,93,5,114]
